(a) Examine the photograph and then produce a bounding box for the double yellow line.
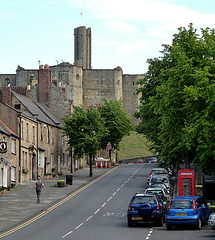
[0,167,118,239]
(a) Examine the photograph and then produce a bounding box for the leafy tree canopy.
[135,23,215,171]
[98,98,132,150]
[62,105,108,159]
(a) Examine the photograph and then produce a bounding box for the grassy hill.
[118,131,155,160]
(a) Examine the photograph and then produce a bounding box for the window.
[11,138,16,154]
[15,104,21,110]
[26,123,29,141]
[51,153,53,169]
[47,127,50,143]
[21,121,24,139]
[62,134,64,146]
[33,126,35,144]
[50,127,53,144]
[38,150,44,168]
[11,167,16,181]
[39,123,43,141]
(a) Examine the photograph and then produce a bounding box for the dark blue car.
[127,193,164,227]
[166,196,211,230]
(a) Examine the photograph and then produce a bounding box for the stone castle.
[0,26,144,125]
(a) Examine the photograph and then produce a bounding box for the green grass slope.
[118,131,155,160]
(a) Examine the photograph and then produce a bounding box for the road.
[1,164,215,240]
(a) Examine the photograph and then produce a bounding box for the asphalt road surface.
[1,164,215,240]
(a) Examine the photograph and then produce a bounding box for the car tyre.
[196,218,202,230]
[166,224,172,230]
[128,219,133,227]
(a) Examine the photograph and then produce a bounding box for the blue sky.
[1,0,215,74]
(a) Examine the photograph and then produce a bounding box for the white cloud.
[104,20,137,34]
[117,39,146,54]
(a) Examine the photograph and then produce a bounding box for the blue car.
[166,196,211,230]
[127,193,164,227]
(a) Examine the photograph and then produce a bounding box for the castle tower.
[74,26,91,69]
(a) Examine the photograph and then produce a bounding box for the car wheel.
[128,219,133,227]
[166,224,172,230]
[196,218,202,230]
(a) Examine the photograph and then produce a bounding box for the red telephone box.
[178,169,195,196]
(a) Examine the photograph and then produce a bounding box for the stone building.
[0,119,19,188]
[0,91,70,184]
[0,26,144,126]
[0,26,144,182]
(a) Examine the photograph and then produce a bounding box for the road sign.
[0,142,7,153]
[106,142,112,150]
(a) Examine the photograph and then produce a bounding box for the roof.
[12,91,62,127]
[172,196,201,200]
[0,120,19,138]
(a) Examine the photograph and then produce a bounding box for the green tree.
[98,98,132,151]
[135,24,215,172]
[62,105,108,176]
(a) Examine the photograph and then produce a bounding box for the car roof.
[135,193,154,197]
[145,188,164,191]
[151,168,166,170]
[172,196,202,201]
[151,174,168,178]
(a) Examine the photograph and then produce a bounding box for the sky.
[1,0,215,74]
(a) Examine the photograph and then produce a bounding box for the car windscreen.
[170,200,193,209]
[132,196,156,204]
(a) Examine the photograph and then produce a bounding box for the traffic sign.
[0,142,7,153]
[106,142,112,150]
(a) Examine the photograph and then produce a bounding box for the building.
[0,26,144,184]
[0,26,144,125]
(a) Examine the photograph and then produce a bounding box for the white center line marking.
[62,231,73,238]
[101,203,107,208]
[85,215,93,221]
[94,208,100,214]
[107,196,112,202]
[75,223,83,229]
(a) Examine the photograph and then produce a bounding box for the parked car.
[148,157,157,163]
[148,174,170,190]
[147,168,168,184]
[127,193,164,227]
[135,159,145,164]
[144,187,171,202]
[208,212,215,230]
[166,196,211,230]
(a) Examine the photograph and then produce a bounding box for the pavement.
[0,167,111,233]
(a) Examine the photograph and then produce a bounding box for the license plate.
[132,217,142,220]
[177,213,187,216]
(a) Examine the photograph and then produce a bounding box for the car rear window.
[170,200,193,209]
[146,190,163,195]
[132,196,156,204]
[152,169,166,174]
[151,176,168,183]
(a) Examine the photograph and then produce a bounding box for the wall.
[82,68,123,109]
[122,74,144,125]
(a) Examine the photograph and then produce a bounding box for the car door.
[201,198,210,221]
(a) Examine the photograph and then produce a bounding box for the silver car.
[208,212,215,230]
[149,174,170,190]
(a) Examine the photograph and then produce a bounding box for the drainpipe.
[19,116,22,183]
[36,120,39,179]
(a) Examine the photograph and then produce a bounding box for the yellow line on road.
[0,166,119,239]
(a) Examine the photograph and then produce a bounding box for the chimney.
[38,65,52,107]
[1,87,12,105]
